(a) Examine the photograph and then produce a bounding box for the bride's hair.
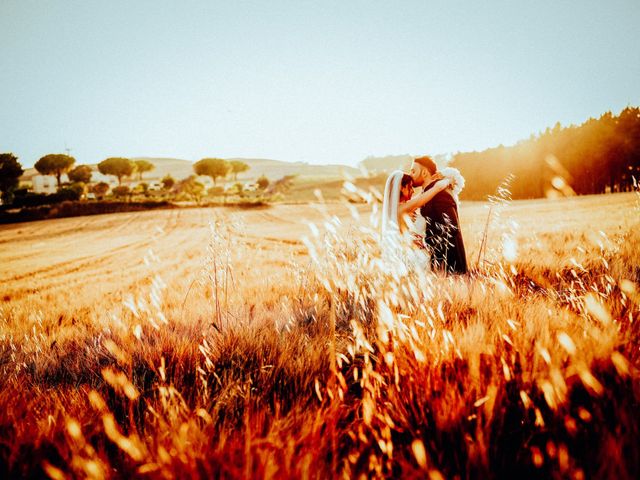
[401,174,413,188]
[400,174,413,201]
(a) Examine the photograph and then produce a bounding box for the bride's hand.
[434,178,451,191]
[431,172,445,182]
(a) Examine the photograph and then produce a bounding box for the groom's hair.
[414,155,437,174]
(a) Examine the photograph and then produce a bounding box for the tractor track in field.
[0,209,217,309]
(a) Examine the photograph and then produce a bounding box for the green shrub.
[112,185,131,198]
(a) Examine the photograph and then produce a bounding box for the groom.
[409,155,468,275]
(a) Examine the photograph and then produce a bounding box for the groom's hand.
[434,178,452,191]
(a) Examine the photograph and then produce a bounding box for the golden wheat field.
[1,192,639,479]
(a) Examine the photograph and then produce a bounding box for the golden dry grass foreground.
[1,193,639,479]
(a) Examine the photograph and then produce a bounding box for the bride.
[380,169,454,269]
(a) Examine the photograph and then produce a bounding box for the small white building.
[31,174,69,194]
[30,172,118,194]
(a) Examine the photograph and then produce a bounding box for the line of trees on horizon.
[0,154,162,205]
[0,153,262,207]
[3,106,639,204]
[451,106,640,200]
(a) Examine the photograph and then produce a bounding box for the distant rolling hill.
[21,157,360,184]
[224,158,360,181]
[358,155,413,174]
[358,153,451,174]
[124,157,360,183]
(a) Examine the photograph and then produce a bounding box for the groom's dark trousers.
[420,181,468,275]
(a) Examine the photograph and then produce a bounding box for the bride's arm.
[398,179,451,218]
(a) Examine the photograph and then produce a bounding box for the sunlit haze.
[2,0,639,168]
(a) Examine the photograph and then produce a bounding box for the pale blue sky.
[1,0,639,168]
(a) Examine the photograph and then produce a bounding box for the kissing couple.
[381,155,468,275]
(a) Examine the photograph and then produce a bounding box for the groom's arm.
[398,179,451,217]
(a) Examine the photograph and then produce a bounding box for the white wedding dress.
[403,212,430,271]
[381,170,430,272]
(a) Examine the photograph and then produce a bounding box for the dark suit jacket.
[420,181,468,274]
